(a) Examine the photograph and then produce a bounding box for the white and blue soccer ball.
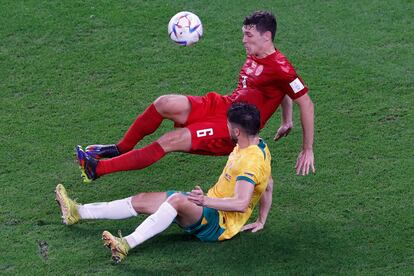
[168,11,203,46]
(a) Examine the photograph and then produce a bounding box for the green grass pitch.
[0,0,413,274]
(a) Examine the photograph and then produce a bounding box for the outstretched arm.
[241,177,273,233]
[274,96,293,141]
[294,93,315,175]
[187,180,254,212]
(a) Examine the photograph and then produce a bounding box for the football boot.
[85,144,120,159]
[75,145,99,183]
[102,230,130,264]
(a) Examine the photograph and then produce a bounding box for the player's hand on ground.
[274,122,293,141]
[241,221,264,233]
[187,186,205,206]
[295,149,315,175]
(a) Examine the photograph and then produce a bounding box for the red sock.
[97,142,166,176]
[117,104,163,153]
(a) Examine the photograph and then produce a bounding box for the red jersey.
[227,50,308,127]
[182,50,309,155]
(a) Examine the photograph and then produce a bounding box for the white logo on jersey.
[246,61,257,75]
[254,65,264,76]
[289,78,305,93]
[196,128,214,138]
[242,75,248,88]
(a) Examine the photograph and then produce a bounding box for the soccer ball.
[168,11,203,46]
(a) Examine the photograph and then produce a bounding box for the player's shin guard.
[96,142,165,176]
[77,197,138,220]
[117,104,163,153]
[124,201,177,249]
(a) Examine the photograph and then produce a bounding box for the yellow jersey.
[207,139,271,240]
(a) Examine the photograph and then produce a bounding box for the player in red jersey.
[76,10,315,184]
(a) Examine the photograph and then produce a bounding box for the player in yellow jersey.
[55,102,273,264]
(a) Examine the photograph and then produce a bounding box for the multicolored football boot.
[85,144,120,159]
[55,184,80,225]
[102,230,130,264]
[75,145,99,183]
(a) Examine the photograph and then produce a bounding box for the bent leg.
[167,193,203,226]
[124,193,202,249]
[154,95,191,125]
[96,128,191,176]
[117,95,191,153]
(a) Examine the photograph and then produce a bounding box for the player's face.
[242,25,267,56]
[227,121,240,143]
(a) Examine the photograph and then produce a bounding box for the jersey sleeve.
[272,55,309,100]
[235,157,262,186]
[278,75,309,100]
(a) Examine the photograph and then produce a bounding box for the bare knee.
[153,95,190,123]
[166,193,187,210]
[153,95,174,112]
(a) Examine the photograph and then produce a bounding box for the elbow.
[235,200,250,212]
[266,178,274,194]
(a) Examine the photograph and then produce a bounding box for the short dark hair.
[243,11,277,41]
[227,102,261,136]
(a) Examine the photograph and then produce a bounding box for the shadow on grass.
[52,217,349,274]
[113,221,347,274]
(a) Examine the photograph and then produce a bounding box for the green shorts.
[166,190,225,242]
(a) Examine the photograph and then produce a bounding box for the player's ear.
[235,127,241,137]
[266,31,273,41]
